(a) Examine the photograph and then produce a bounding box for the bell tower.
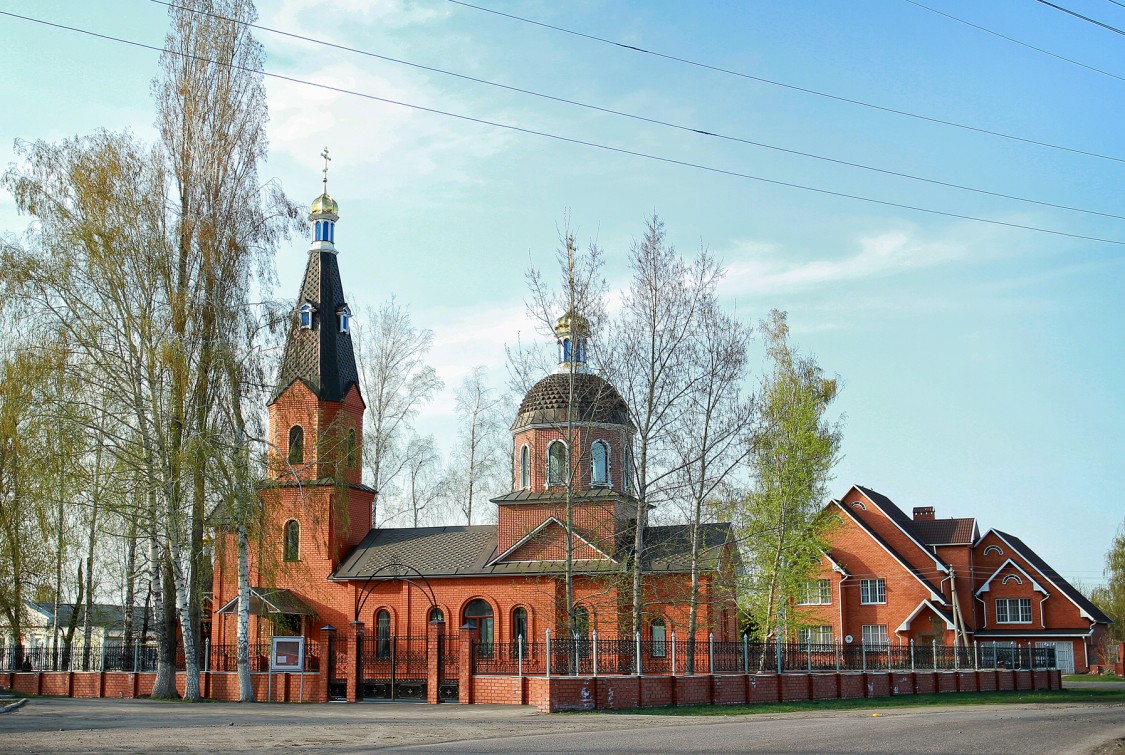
[266,151,374,568]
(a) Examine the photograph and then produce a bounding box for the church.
[208,171,741,695]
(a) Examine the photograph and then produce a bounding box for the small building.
[799,484,1113,673]
[208,176,740,699]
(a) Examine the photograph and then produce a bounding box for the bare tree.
[354,297,442,525]
[604,215,722,634]
[450,367,506,526]
[395,433,446,528]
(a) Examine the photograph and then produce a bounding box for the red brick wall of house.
[498,501,620,556]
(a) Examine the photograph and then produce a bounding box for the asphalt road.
[1,696,1123,754]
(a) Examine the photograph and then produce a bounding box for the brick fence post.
[459,621,476,705]
[347,621,364,703]
[318,625,336,703]
[427,618,445,704]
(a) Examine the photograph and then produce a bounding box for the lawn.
[599,688,1125,716]
[1063,673,1123,682]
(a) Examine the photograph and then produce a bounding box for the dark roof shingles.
[992,529,1112,625]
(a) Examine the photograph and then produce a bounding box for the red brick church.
[209,177,740,688]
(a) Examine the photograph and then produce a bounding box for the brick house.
[208,180,740,693]
[797,484,1112,673]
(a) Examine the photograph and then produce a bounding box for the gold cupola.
[309,147,339,253]
[554,309,590,372]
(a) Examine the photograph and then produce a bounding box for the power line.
[446,0,1125,162]
[147,0,1125,223]
[1034,0,1125,36]
[903,0,1125,82]
[2,9,1123,247]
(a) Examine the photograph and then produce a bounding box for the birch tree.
[450,367,506,525]
[734,309,842,645]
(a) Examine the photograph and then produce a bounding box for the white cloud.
[720,229,964,296]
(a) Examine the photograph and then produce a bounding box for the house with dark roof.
[797,484,1112,672]
[208,179,740,697]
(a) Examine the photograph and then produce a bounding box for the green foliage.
[1091,519,1125,642]
[732,309,843,641]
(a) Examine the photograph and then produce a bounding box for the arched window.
[327,221,334,244]
[519,445,530,489]
[375,609,391,659]
[984,545,1004,557]
[288,425,304,465]
[651,617,667,657]
[547,441,568,487]
[562,337,572,363]
[512,607,528,644]
[464,599,494,656]
[623,446,633,493]
[346,428,357,468]
[572,605,590,638]
[316,220,323,241]
[283,520,300,562]
[591,441,609,487]
[429,606,444,623]
[337,305,351,334]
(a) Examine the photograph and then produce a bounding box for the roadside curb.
[0,698,28,714]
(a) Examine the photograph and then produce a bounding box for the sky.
[1,0,1122,591]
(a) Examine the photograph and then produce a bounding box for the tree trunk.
[236,523,254,702]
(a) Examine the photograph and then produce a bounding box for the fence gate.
[1037,641,1074,674]
[359,635,428,701]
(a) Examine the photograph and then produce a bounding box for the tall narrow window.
[283,520,300,562]
[288,425,304,465]
[346,428,357,468]
[376,610,391,659]
[651,618,667,657]
[464,599,494,658]
[547,441,568,487]
[623,446,633,493]
[591,441,609,487]
[519,445,530,489]
[337,305,351,334]
[512,607,528,648]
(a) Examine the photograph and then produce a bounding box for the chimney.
[913,506,935,521]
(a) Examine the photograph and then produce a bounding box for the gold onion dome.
[554,309,589,338]
[310,192,339,217]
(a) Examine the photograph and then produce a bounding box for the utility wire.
[903,0,1125,82]
[149,0,1125,222]
[2,9,1123,247]
[1034,0,1125,36]
[448,0,1125,161]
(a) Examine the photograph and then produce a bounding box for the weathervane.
[321,146,331,190]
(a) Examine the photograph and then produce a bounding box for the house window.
[797,579,831,605]
[591,440,609,487]
[995,598,1032,624]
[464,599,494,657]
[519,445,530,489]
[861,624,888,646]
[346,428,357,468]
[651,617,667,657]
[623,446,633,493]
[287,425,304,465]
[547,441,568,487]
[375,610,391,659]
[798,626,833,645]
[859,578,886,605]
[283,520,299,562]
[298,302,315,329]
[337,305,351,334]
[513,607,528,645]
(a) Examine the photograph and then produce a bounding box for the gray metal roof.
[272,250,360,404]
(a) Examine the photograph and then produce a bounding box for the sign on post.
[271,636,306,672]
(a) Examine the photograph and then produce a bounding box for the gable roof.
[491,516,614,564]
[896,599,956,633]
[24,602,145,630]
[975,558,1047,596]
[988,529,1112,624]
[332,521,735,580]
[910,517,977,546]
[853,485,950,575]
[833,500,947,604]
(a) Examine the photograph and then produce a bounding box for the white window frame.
[798,626,833,645]
[546,440,568,487]
[519,444,530,490]
[298,302,315,330]
[860,578,886,605]
[591,440,610,488]
[861,624,888,646]
[995,597,1032,624]
[797,579,832,606]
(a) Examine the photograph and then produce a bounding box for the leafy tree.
[1092,519,1125,642]
[734,309,842,646]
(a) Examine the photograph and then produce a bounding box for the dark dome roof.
[513,372,630,430]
